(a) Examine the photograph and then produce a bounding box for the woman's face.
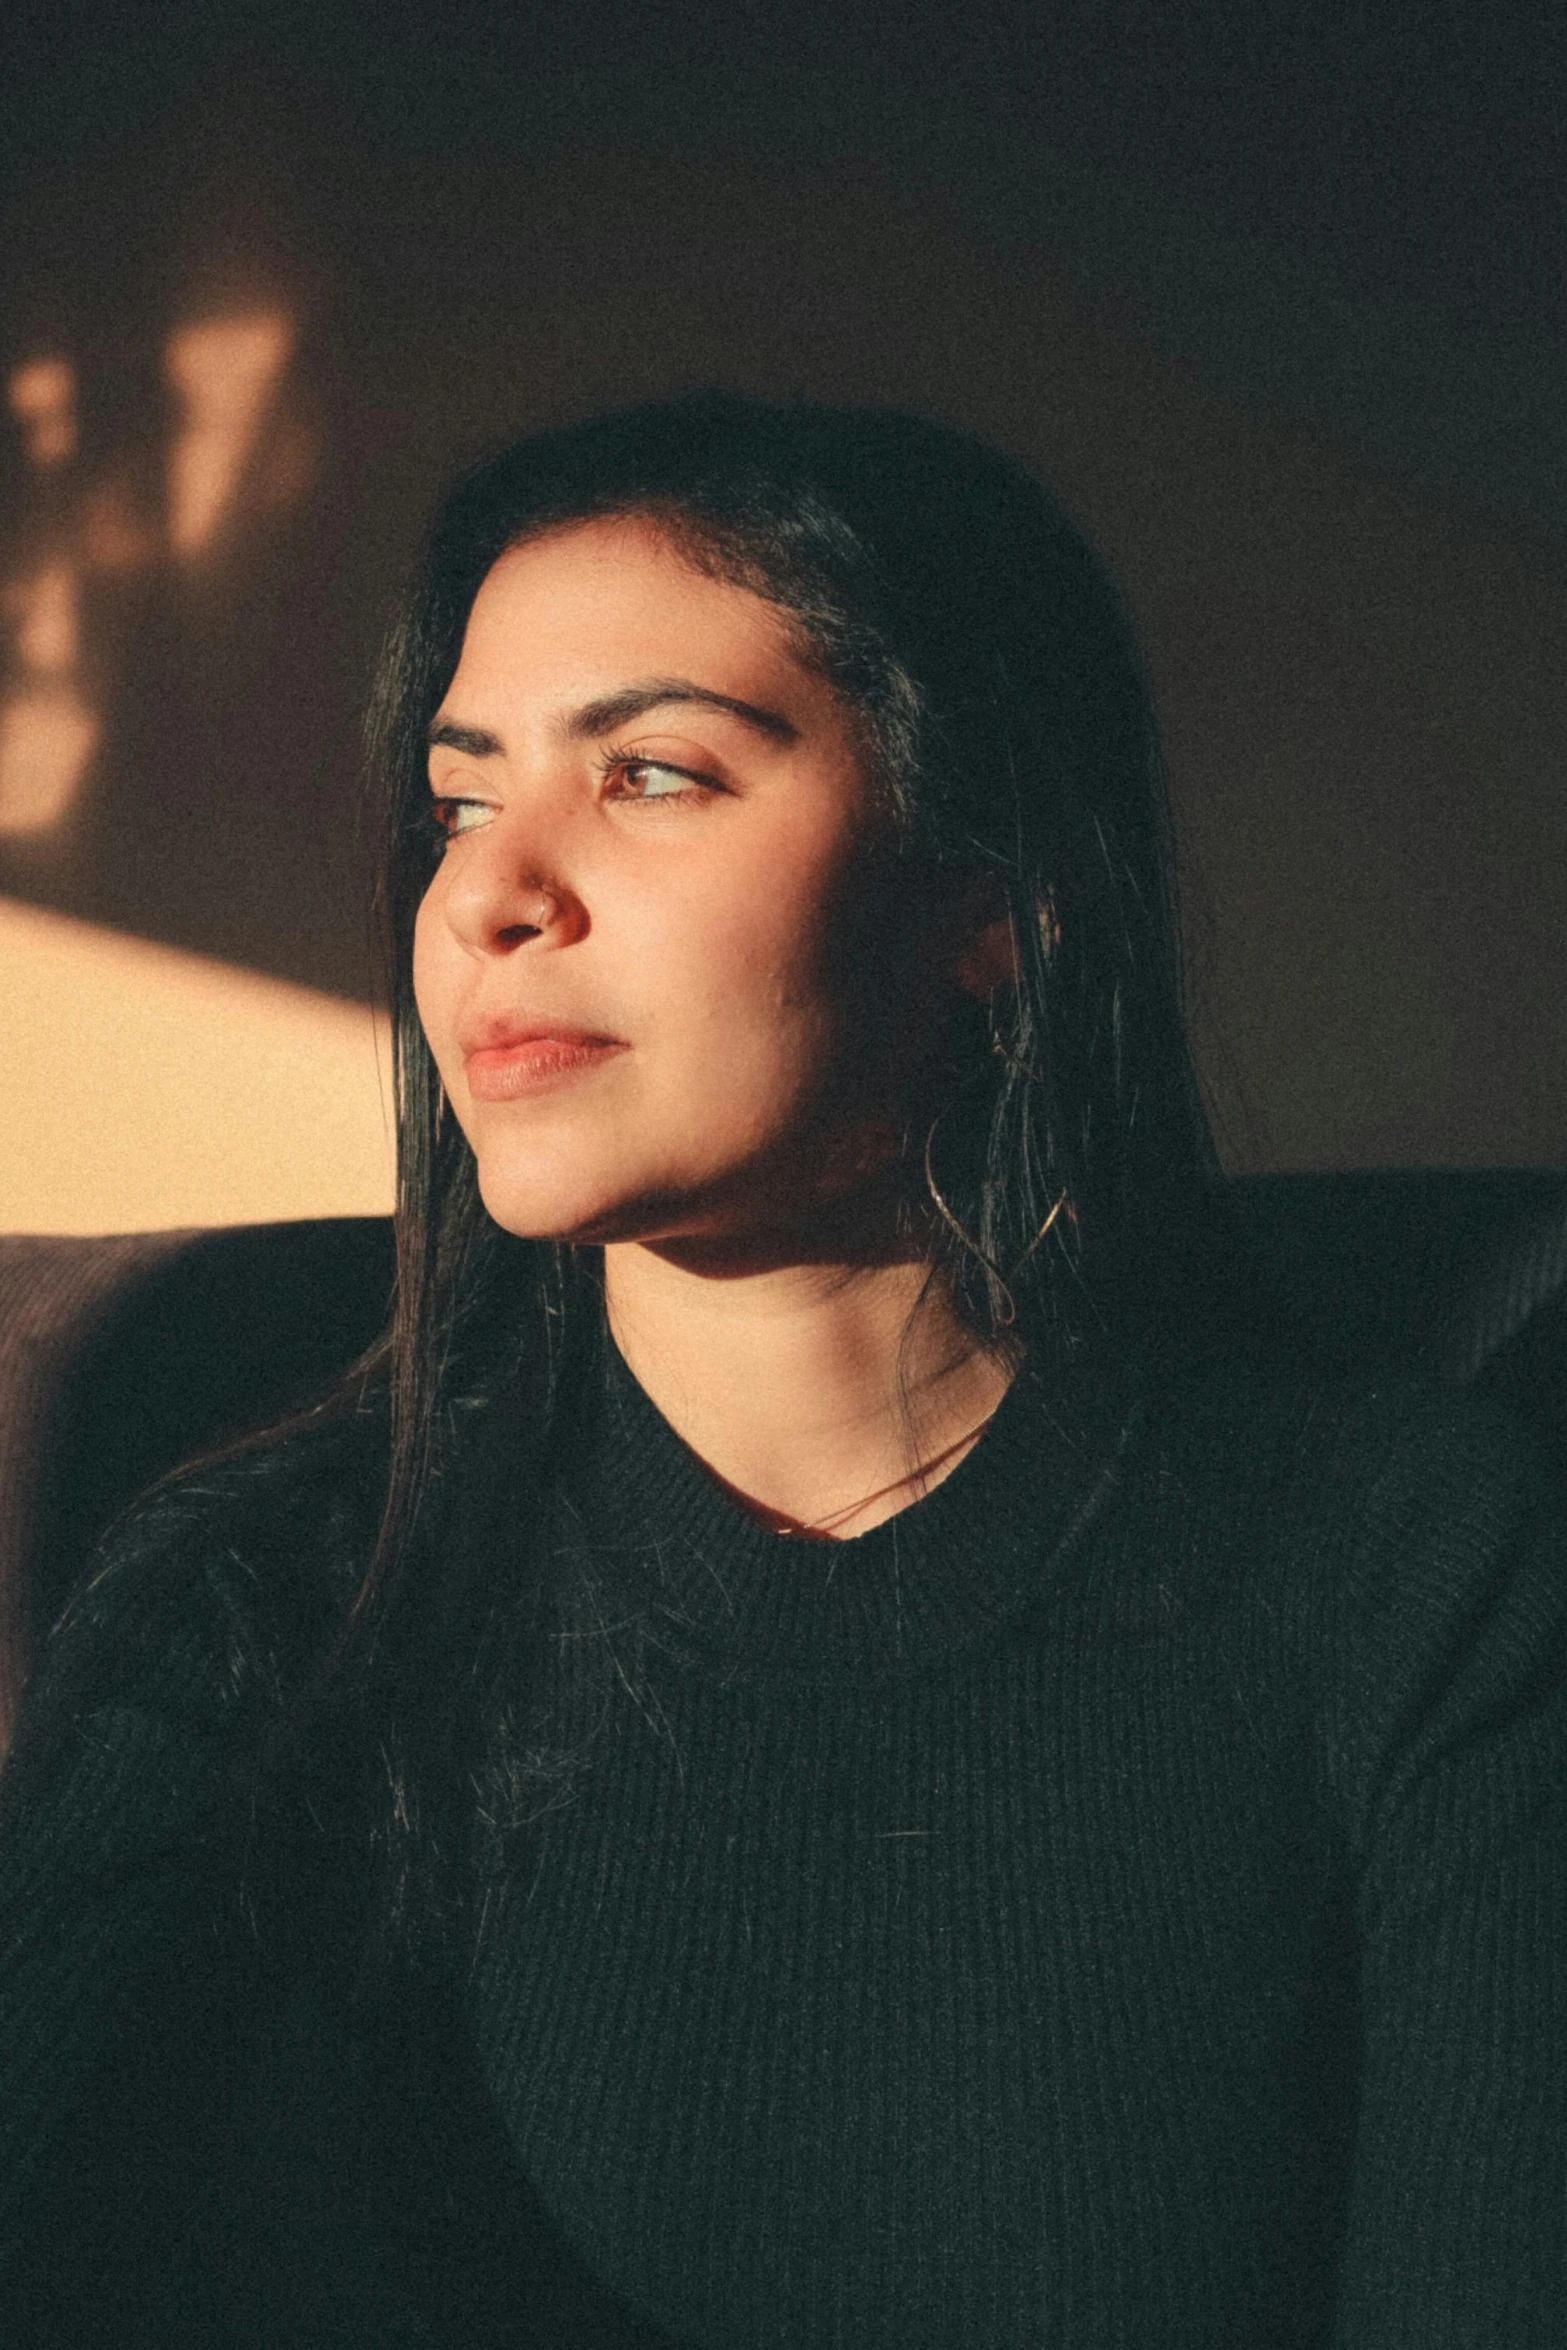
[413,516,959,1254]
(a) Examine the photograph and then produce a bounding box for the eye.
[599,752,717,807]
[427,795,493,841]
[624,763,688,800]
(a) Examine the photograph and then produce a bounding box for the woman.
[2,390,1562,2347]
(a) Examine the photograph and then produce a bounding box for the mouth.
[462,1028,627,1101]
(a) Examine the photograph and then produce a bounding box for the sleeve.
[1326,1394,1567,2347]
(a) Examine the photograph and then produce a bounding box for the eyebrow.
[427,676,799,760]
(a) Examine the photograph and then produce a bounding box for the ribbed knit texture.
[2,1338,1564,2347]
[454,1335,1567,2347]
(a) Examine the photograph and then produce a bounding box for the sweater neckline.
[547,1316,1140,1688]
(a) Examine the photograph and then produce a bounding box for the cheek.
[650,865,837,1057]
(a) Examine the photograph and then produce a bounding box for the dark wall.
[2,0,1563,1169]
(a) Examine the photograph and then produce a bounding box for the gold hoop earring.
[922,1118,1019,1328]
[921,1112,1071,1331]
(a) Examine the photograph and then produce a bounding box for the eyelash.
[593,743,717,809]
[422,747,717,846]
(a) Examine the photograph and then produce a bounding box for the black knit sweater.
[2,1335,1564,2347]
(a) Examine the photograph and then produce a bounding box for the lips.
[460,1022,627,1101]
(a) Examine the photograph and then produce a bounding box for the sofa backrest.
[0,1217,393,1746]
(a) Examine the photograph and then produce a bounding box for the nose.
[438,817,579,956]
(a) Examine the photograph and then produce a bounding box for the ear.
[951,871,1021,1000]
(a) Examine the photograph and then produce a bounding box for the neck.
[600,1234,1016,1540]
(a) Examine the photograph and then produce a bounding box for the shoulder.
[1138,1347,1549,1537]
[1126,1350,1566,1844]
[1132,1348,1562,1640]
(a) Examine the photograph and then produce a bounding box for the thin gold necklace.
[767,1406,1000,1540]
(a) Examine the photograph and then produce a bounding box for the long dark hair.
[347,388,1222,1954]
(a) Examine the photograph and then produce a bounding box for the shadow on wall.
[1,309,308,836]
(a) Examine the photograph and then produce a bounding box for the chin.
[470,1151,696,1248]
[474,1168,617,1244]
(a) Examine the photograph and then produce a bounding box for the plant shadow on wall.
[0,309,310,839]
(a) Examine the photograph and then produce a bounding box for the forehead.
[453,517,808,699]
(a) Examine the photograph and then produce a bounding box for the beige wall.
[0,897,392,1233]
